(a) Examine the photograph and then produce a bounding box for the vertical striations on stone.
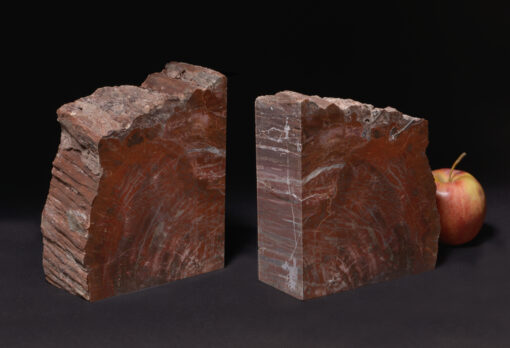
[255,94,304,299]
[41,62,227,301]
[255,91,440,300]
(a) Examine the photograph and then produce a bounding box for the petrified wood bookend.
[255,91,440,300]
[41,62,226,301]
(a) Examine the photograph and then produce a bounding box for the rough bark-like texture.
[256,91,440,300]
[41,62,227,301]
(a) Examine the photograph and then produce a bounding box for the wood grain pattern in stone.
[41,62,226,301]
[256,91,440,300]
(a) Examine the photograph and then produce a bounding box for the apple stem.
[448,152,467,182]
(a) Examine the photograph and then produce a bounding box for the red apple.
[432,153,486,245]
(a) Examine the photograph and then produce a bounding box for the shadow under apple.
[436,223,495,267]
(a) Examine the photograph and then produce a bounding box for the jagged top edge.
[56,85,169,142]
[56,62,225,143]
[163,61,226,90]
[255,90,420,121]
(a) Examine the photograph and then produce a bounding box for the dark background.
[2,1,509,347]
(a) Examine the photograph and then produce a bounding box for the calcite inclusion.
[255,91,440,300]
[41,62,227,301]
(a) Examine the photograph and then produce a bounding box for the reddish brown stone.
[41,62,227,301]
[255,91,440,300]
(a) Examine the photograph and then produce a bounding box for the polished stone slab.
[41,62,227,301]
[256,91,440,299]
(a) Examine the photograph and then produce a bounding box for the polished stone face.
[41,63,226,301]
[255,91,440,300]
